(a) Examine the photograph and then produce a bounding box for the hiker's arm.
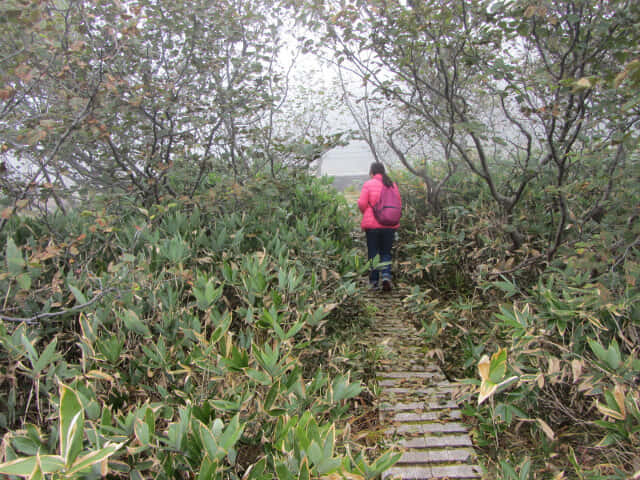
[358,184,369,213]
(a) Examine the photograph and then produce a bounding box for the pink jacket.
[358,174,401,230]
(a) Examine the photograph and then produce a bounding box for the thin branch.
[0,288,117,325]
[0,47,25,65]
[582,142,625,224]
[337,66,381,163]
[612,234,640,272]
[486,253,548,278]
[0,81,100,233]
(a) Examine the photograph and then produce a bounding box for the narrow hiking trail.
[344,189,482,478]
[361,284,483,479]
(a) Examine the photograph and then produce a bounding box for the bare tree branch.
[0,288,117,325]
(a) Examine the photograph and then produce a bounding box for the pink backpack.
[371,183,402,226]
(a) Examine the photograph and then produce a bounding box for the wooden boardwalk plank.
[362,282,482,479]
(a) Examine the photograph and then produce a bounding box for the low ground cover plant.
[0,173,398,479]
[395,164,640,479]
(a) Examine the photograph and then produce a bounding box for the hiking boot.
[369,282,379,290]
[381,277,392,291]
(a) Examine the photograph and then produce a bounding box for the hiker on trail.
[358,162,402,291]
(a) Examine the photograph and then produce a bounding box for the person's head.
[369,162,394,187]
[369,162,385,177]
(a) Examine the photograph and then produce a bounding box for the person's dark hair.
[370,162,393,187]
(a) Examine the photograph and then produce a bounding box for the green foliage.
[0,0,347,216]
[3,0,638,478]
[0,384,123,478]
[395,151,640,477]
[0,173,396,478]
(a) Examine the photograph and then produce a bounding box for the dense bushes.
[395,162,640,478]
[3,156,638,478]
[0,173,398,479]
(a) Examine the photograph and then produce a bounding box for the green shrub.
[396,160,640,478]
[0,172,393,479]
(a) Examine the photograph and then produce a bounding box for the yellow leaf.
[536,374,545,389]
[323,303,339,313]
[548,356,560,376]
[40,244,62,260]
[596,401,625,421]
[478,380,497,405]
[614,70,628,87]
[0,207,13,219]
[0,87,15,100]
[321,474,342,480]
[86,370,116,383]
[595,283,611,302]
[577,379,595,394]
[576,77,592,89]
[338,471,364,480]
[613,385,626,419]
[478,355,490,382]
[585,314,606,330]
[536,418,555,440]
[571,360,583,383]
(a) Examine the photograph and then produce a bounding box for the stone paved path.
[363,285,483,479]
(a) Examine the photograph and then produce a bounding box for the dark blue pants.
[365,229,395,284]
